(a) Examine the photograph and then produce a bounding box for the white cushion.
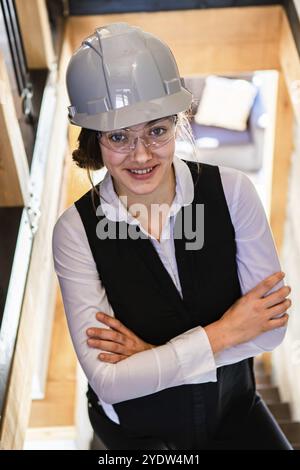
[194,75,257,131]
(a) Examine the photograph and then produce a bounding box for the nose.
[130,136,152,163]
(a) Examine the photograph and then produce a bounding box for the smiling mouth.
[126,165,158,175]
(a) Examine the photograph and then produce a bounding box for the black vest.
[75,160,256,449]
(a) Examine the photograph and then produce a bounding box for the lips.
[125,164,159,179]
[126,164,158,171]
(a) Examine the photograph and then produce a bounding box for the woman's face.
[99,117,176,201]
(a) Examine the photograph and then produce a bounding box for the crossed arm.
[86,269,290,363]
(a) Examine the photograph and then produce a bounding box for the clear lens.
[99,116,177,153]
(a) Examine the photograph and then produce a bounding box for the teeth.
[130,167,153,175]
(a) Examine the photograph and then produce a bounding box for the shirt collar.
[99,154,194,223]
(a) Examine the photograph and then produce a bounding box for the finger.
[87,338,132,355]
[264,313,289,331]
[265,298,292,318]
[98,352,127,363]
[262,286,291,309]
[248,272,285,299]
[96,312,135,338]
[86,327,126,345]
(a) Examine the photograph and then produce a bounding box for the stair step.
[254,369,269,379]
[258,386,280,404]
[256,383,274,390]
[254,359,267,375]
[267,402,291,421]
[278,422,300,444]
[255,374,271,385]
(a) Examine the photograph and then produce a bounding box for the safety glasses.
[97,115,178,154]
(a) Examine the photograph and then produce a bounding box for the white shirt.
[52,155,286,424]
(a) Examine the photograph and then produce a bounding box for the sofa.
[175,74,266,172]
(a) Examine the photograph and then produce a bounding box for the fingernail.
[87,329,93,335]
[96,312,104,319]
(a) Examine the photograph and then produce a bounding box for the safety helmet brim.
[68,88,192,132]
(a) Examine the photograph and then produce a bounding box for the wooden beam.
[68,6,282,74]
[268,10,300,256]
[0,52,29,207]
[261,67,294,373]
[15,0,55,69]
[269,10,300,253]
[279,9,300,124]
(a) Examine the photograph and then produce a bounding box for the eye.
[108,132,128,143]
[149,126,166,137]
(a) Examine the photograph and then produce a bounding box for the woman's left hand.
[86,312,155,363]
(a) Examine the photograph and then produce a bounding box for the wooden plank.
[0,52,29,206]
[29,287,77,428]
[68,6,282,74]
[269,11,298,253]
[15,0,55,69]
[0,29,72,451]
[25,426,75,442]
[270,71,293,253]
[29,381,76,428]
[259,10,297,373]
[279,10,300,124]
[69,7,282,47]
[177,42,279,76]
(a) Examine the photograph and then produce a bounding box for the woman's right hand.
[204,271,291,354]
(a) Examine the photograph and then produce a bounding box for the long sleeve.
[214,167,288,366]
[52,205,217,405]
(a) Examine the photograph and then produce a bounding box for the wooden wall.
[15,0,55,68]
[68,6,282,75]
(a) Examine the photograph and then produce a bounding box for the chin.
[129,185,157,195]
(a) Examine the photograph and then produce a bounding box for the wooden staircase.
[255,360,300,450]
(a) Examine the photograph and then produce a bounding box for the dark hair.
[72,128,103,170]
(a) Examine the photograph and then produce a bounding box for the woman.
[53,22,292,450]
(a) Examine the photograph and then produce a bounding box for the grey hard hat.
[66,22,192,131]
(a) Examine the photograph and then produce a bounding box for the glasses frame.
[97,114,178,154]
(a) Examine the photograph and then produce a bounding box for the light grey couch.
[176,74,266,172]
